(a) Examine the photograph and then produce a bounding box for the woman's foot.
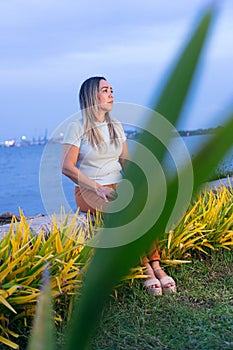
[143,263,162,296]
[150,261,177,294]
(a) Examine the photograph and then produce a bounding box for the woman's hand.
[96,185,117,202]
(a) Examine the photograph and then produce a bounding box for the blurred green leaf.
[192,116,233,187]
[64,6,227,350]
[154,6,215,125]
[27,267,56,350]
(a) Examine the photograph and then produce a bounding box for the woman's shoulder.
[111,117,126,130]
[110,117,123,126]
[63,116,85,145]
[68,116,84,128]
[110,117,126,140]
[65,116,84,133]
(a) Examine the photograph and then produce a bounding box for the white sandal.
[144,278,162,296]
[152,267,177,294]
[159,276,177,294]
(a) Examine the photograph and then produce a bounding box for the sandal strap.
[144,278,161,288]
[159,276,176,288]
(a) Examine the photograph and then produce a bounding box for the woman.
[62,76,176,296]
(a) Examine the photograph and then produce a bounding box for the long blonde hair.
[79,76,120,149]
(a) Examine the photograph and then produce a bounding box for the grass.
[87,249,233,350]
[26,250,232,350]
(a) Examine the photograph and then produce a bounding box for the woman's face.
[97,79,114,112]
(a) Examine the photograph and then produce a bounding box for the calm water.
[0,135,232,216]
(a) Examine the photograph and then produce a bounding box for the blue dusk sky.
[1,0,233,141]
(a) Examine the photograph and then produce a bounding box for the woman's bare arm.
[61,144,115,201]
[61,144,97,191]
[119,141,130,169]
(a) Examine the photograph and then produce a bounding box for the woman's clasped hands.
[95,185,117,202]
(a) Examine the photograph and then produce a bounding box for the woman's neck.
[95,111,106,123]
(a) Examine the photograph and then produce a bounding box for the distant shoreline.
[178,126,224,137]
[0,125,224,148]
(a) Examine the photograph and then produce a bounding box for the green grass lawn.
[87,249,233,350]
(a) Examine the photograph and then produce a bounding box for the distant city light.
[4,139,15,147]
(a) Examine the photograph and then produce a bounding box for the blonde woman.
[62,76,128,212]
[62,76,176,296]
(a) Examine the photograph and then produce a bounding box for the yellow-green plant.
[0,211,88,348]
[0,210,144,349]
[160,183,233,263]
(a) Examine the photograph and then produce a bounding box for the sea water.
[0,135,232,216]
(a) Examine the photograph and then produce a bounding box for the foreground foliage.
[0,183,232,348]
[66,6,233,349]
